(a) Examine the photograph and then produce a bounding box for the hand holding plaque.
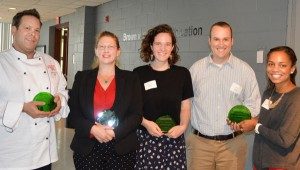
[96,110,119,128]
[33,92,56,112]
[155,115,176,133]
[228,105,251,123]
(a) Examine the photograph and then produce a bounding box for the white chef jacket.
[0,47,70,170]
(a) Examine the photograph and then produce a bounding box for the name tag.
[144,80,157,91]
[230,82,242,95]
[261,99,270,110]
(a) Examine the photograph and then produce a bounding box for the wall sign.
[122,25,203,42]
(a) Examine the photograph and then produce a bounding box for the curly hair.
[140,24,179,65]
[12,9,42,28]
[266,46,297,90]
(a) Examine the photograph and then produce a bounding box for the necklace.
[98,74,114,84]
[268,91,285,109]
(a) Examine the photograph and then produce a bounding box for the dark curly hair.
[266,46,297,90]
[140,24,179,65]
[12,9,42,28]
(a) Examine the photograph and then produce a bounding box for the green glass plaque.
[33,92,56,112]
[155,115,176,133]
[228,105,251,123]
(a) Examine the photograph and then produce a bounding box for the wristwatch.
[255,123,262,134]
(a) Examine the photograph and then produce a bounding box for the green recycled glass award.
[155,115,176,133]
[228,105,251,123]
[33,92,56,112]
[96,110,119,128]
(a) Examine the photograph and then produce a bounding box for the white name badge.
[262,99,270,110]
[144,80,157,91]
[230,82,242,94]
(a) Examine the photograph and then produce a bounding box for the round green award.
[228,105,251,123]
[33,92,56,112]
[155,115,176,133]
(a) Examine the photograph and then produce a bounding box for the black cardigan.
[68,67,143,155]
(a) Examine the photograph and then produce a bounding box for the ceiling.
[0,0,111,23]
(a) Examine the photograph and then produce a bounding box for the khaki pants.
[186,133,247,170]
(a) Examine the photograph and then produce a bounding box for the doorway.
[49,22,69,79]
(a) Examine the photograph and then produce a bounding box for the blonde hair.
[91,31,120,69]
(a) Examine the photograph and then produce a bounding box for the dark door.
[49,22,69,79]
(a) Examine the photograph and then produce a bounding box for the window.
[0,23,13,52]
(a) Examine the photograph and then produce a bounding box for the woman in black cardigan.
[68,31,142,169]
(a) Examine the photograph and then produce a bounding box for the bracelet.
[255,123,262,134]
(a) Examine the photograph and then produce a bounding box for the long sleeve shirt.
[253,87,300,170]
[0,47,69,170]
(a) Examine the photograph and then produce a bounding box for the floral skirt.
[135,129,187,170]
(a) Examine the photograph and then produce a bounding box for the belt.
[193,129,242,141]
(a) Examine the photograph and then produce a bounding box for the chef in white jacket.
[0,9,69,170]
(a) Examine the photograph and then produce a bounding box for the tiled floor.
[53,119,75,170]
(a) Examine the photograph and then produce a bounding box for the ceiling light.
[9,7,16,10]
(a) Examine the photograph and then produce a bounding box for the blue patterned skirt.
[135,129,187,170]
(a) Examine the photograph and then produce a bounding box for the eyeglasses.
[98,45,117,50]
